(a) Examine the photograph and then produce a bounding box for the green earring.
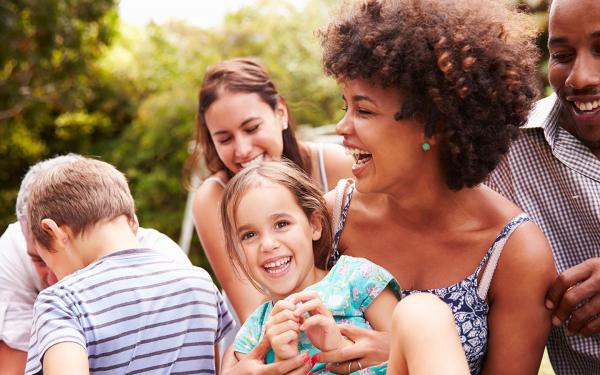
[421,142,431,152]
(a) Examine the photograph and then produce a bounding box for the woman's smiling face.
[336,79,429,193]
[204,92,286,174]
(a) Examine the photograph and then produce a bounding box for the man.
[487,0,600,373]
[0,154,190,374]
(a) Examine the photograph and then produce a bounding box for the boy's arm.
[42,342,89,375]
[27,290,87,375]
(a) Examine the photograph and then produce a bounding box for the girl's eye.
[240,231,256,241]
[275,220,290,229]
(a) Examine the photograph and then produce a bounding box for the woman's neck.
[367,182,483,231]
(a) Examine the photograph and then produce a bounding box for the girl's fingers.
[293,298,330,317]
[271,299,298,315]
[300,314,334,332]
[266,308,299,327]
[288,291,320,304]
[266,320,301,338]
[270,329,299,349]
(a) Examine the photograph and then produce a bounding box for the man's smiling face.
[548,0,600,155]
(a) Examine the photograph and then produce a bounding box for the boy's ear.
[309,213,323,242]
[40,218,69,250]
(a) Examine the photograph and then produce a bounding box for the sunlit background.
[0,1,556,372]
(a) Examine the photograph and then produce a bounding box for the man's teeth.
[263,257,291,273]
[240,154,264,168]
[345,147,372,164]
[574,100,600,112]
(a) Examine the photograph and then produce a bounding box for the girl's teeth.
[264,257,291,269]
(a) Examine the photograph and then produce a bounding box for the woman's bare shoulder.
[192,171,229,219]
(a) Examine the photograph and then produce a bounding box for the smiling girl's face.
[234,180,323,302]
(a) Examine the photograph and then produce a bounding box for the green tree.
[0,0,123,228]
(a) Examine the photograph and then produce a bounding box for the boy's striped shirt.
[25,248,234,374]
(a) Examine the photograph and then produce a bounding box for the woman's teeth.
[346,147,372,164]
[240,154,264,168]
[574,100,600,112]
[263,256,291,274]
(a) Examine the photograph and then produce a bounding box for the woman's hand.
[290,291,344,352]
[315,324,390,374]
[223,337,313,375]
[265,299,300,361]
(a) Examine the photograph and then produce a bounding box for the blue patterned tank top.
[331,181,531,375]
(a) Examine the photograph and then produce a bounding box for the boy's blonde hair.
[27,158,136,250]
[220,161,333,293]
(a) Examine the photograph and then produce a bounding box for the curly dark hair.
[319,0,540,190]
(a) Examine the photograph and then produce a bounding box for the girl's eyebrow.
[270,212,293,220]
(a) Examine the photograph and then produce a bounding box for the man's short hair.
[27,158,136,249]
[16,154,86,221]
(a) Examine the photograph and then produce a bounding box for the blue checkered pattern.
[486,94,600,375]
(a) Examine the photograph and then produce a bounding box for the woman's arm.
[315,288,398,373]
[481,221,556,374]
[222,338,312,375]
[192,179,265,322]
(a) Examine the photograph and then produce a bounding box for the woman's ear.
[275,97,289,130]
[40,218,69,251]
[309,213,323,241]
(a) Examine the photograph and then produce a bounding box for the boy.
[24,157,233,374]
[1,154,191,375]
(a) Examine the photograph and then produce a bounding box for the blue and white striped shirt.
[25,248,234,374]
[487,94,600,375]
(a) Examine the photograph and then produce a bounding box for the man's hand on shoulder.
[546,257,600,336]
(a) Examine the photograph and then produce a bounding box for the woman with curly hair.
[222,1,556,374]
[314,0,556,374]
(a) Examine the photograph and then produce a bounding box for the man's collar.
[522,93,561,148]
[522,93,558,129]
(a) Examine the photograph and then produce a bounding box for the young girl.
[220,161,400,374]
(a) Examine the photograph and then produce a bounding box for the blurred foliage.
[1,0,553,274]
[0,0,125,226]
